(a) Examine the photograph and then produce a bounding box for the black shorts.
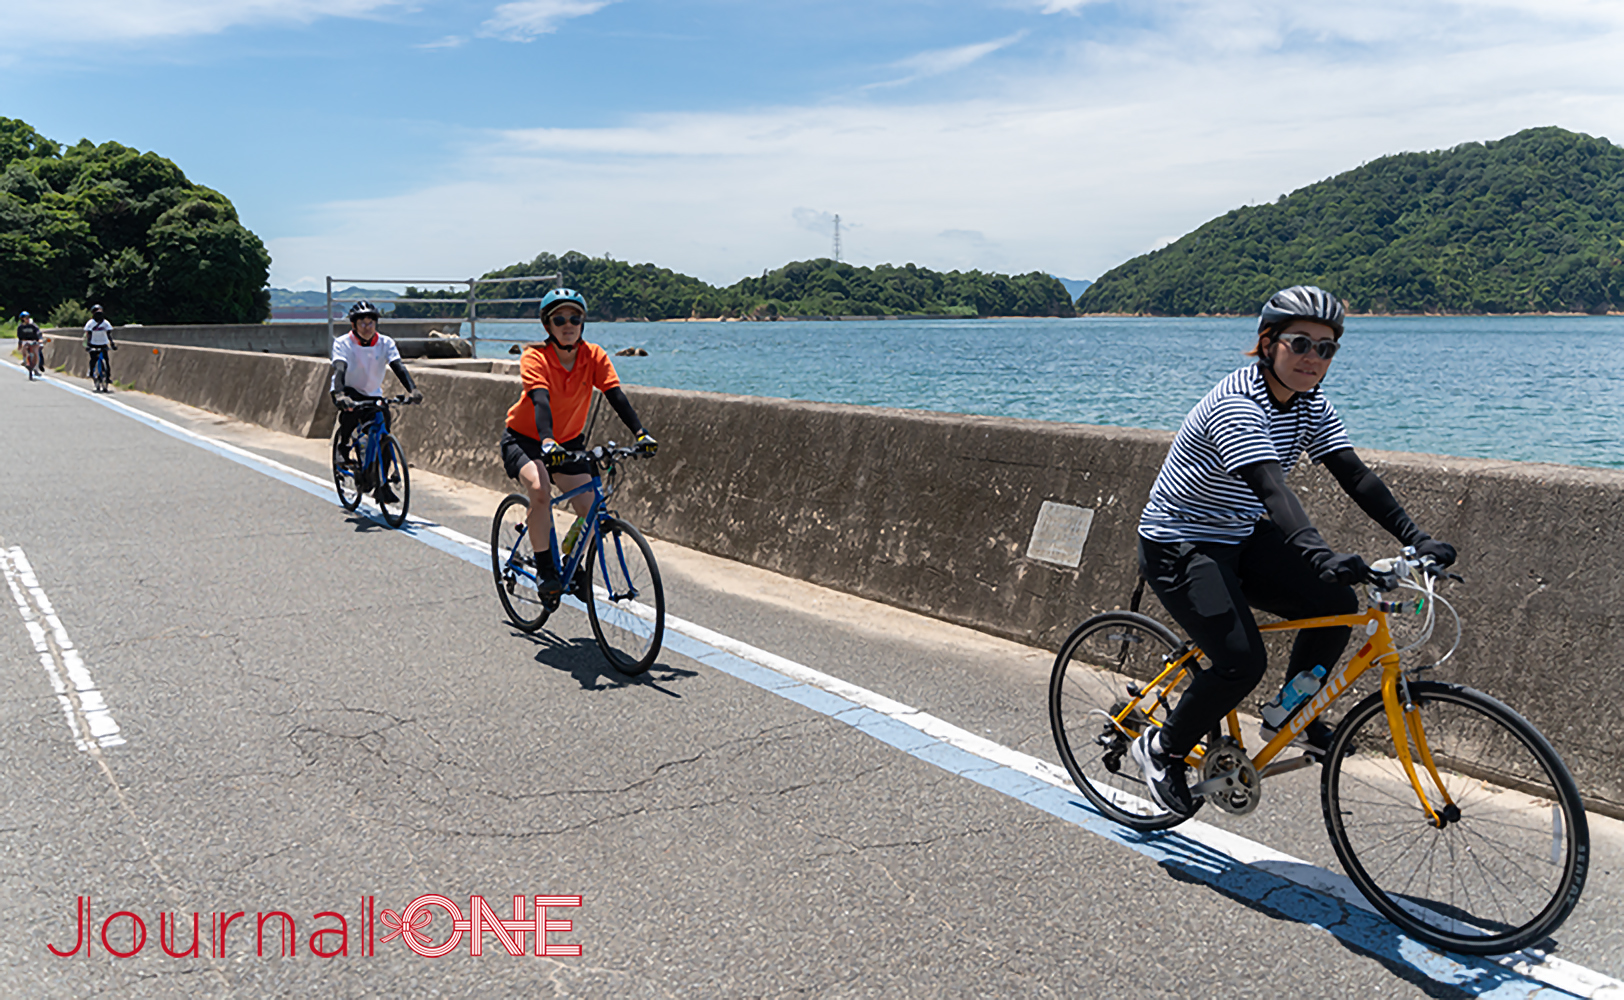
[501,428,590,480]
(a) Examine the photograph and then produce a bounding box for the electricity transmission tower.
[832,214,841,262]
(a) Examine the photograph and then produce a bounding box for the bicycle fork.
[1381,669,1457,828]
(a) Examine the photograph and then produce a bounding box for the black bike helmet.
[1258,285,1344,337]
[91,304,104,315]
[348,300,382,323]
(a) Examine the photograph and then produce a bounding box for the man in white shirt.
[330,300,422,504]
[83,304,116,389]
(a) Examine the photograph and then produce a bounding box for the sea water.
[469,315,1623,469]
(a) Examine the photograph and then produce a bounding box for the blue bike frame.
[527,476,607,590]
[503,473,644,604]
[337,407,389,490]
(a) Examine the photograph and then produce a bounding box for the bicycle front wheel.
[491,493,550,632]
[377,435,410,528]
[584,516,664,675]
[1049,612,1194,831]
[331,429,363,511]
[1323,681,1589,955]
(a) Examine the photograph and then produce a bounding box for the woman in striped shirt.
[1130,286,1457,817]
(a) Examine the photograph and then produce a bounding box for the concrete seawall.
[40,339,1624,812]
[42,321,470,359]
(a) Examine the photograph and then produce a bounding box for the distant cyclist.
[330,300,422,505]
[501,288,657,597]
[84,304,116,386]
[16,311,42,375]
[1131,285,1456,817]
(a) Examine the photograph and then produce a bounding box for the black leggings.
[1138,520,1357,757]
[336,400,393,445]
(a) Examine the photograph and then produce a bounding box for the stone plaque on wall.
[1026,501,1094,568]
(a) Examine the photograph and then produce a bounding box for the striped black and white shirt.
[1139,364,1351,544]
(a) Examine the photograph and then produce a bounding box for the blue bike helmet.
[539,288,587,323]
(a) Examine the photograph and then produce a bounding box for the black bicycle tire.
[1049,611,1192,831]
[378,435,411,528]
[491,493,549,632]
[1322,681,1589,955]
[332,428,363,511]
[584,516,664,675]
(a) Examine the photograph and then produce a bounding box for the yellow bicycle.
[1048,551,1589,955]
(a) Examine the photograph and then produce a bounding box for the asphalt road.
[1,359,1620,998]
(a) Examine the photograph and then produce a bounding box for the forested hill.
[1,117,270,325]
[1078,127,1624,316]
[394,253,1076,321]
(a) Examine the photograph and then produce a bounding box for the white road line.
[26,360,1623,999]
[1,546,125,751]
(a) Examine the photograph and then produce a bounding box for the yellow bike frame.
[1114,605,1455,825]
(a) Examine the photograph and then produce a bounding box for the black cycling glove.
[1315,551,1373,584]
[1413,537,1457,567]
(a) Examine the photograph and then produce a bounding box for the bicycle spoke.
[585,519,664,674]
[491,494,549,632]
[1049,613,1195,831]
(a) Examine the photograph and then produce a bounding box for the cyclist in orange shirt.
[501,288,657,597]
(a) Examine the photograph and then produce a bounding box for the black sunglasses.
[548,313,583,327]
[1276,332,1339,360]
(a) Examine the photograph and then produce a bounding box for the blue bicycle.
[490,443,665,674]
[331,395,416,528]
[87,345,115,393]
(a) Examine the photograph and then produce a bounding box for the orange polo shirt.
[505,341,622,442]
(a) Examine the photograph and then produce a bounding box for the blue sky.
[8,0,1624,290]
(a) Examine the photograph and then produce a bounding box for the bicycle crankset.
[1192,739,1261,815]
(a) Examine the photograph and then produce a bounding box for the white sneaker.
[1130,731,1198,817]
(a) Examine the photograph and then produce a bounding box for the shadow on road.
[504,626,698,697]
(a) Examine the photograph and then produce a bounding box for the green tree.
[0,120,270,323]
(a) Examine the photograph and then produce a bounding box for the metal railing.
[325,274,562,353]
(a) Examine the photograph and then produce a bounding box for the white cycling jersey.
[84,318,113,347]
[331,330,402,397]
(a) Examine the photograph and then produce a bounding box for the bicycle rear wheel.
[491,493,550,632]
[584,516,664,675]
[331,429,363,511]
[1323,681,1588,955]
[1049,612,1195,830]
[377,435,410,528]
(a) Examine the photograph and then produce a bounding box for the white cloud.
[866,32,1028,89]
[1037,0,1109,13]
[268,0,1624,288]
[5,0,401,46]
[793,208,844,236]
[479,0,614,41]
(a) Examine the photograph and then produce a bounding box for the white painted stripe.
[1,546,125,750]
[22,357,1621,998]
